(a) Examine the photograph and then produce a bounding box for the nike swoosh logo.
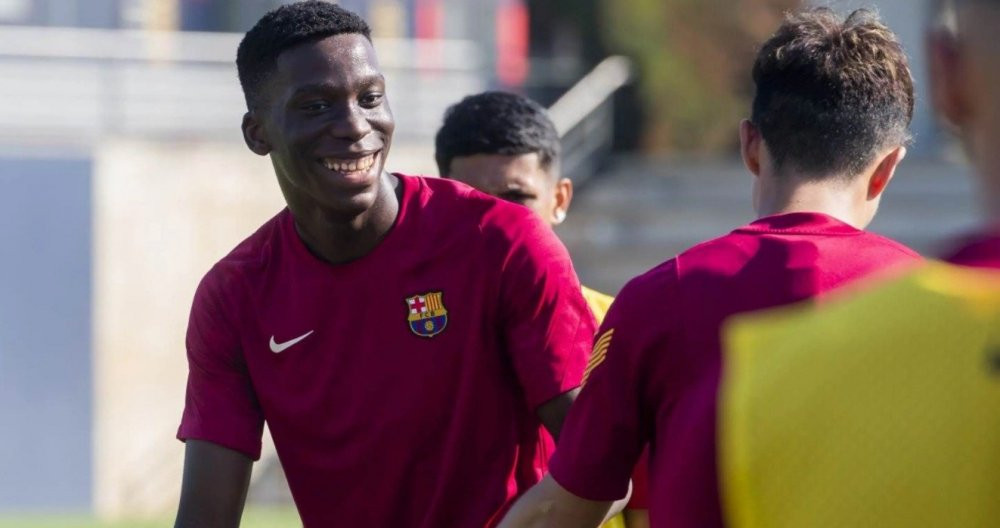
[269,330,314,353]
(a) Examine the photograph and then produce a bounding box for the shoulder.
[196,209,286,305]
[397,173,493,212]
[942,231,1000,268]
[639,230,753,284]
[396,173,534,233]
[856,231,921,260]
[726,264,928,354]
[611,259,681,317]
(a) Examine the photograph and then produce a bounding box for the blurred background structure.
[0,0,975,525]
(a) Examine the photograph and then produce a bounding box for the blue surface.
[0,155,93,511]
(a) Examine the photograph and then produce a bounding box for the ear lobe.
[868,146,906,200]
[242,111,272,156]
[739,119,762,178]
[552,178,573,225]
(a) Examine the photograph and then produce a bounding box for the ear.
[739,119,762,178]
[927,29,969,130]
[867,146,906,200]
[551,177,573,225]
[242,111,272,156]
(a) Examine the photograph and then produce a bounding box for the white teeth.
[322,153,376,173]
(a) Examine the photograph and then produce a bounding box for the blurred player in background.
[936,0,1000,268]
[720,1,1000,526]
[435,91,642,528]
[173,2,595,527]
[500,8,920,528]
[435,91,615,325]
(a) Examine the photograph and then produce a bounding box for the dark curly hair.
[236,1,371,109]
[435,91,561,178]
[751,8,914,179]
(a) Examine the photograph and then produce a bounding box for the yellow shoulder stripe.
[583,328,615,385]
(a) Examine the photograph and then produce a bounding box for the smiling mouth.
[321,151,379,174]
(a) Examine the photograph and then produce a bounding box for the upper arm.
[177,273,264,459]
[536,388,580,440]
[174,440,254,528]
[496,211,596,410]
[546,266,675,503]
[497,474,613,528]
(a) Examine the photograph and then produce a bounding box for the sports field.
[0,507,300,528]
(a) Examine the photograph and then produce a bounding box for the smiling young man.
[499,8,920,528]
[435,91,635,528]
[172,3,595,527]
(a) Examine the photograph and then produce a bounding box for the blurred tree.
[601,0,800,153]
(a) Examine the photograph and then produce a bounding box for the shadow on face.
[447,152,564,224]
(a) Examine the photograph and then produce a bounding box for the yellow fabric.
[582,285,615,325]
[601,513,627,528]
[720,263,1000,528]
[581,284,627,528]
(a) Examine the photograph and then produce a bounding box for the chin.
[315,186,381,220]
[280,161,388,220]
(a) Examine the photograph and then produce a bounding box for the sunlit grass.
[0,506,301,528]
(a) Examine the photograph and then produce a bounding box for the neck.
[291,172,401,265]
[757,174,869,229]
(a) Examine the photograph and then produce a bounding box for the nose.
[328,103,372,142]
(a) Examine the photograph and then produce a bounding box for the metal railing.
[548,55,633,185]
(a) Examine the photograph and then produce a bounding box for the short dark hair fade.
[751,8,915,179]
[435,91,561,178]
[236,0,371,109]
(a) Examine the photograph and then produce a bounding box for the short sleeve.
[176,269,264,460]
[496,209,596,410]
[549,264,675,501]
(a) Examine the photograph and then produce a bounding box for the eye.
[499,191,535,205]
[300,100,331,113]
[359,92,384,108]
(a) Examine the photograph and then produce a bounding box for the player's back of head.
[435,91,560,178]
[236,0,371,110]
[752,8,914,181]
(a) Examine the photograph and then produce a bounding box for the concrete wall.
[92,139,285,516]
[0,153,93,511]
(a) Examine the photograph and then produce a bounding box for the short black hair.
[236,1,371,109]
[435,91,561,178]
[751,8,914,179]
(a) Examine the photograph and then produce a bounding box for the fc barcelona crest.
[405,291,448,338]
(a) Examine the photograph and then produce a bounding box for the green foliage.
[600,0,800,152]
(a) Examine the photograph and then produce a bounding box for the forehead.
[273,33,382,88]
[449,153,551,189]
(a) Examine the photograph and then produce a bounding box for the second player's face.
[262,34,395,217]
[448,153,559,224]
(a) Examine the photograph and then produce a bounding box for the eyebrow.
[291,75,386,96]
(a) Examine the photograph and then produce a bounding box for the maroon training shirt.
[549,212,919,528]
[177,174,595,527]
[944,229,1000,269]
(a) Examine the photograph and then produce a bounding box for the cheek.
[525,200,552,222]
[375,104,395,136]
